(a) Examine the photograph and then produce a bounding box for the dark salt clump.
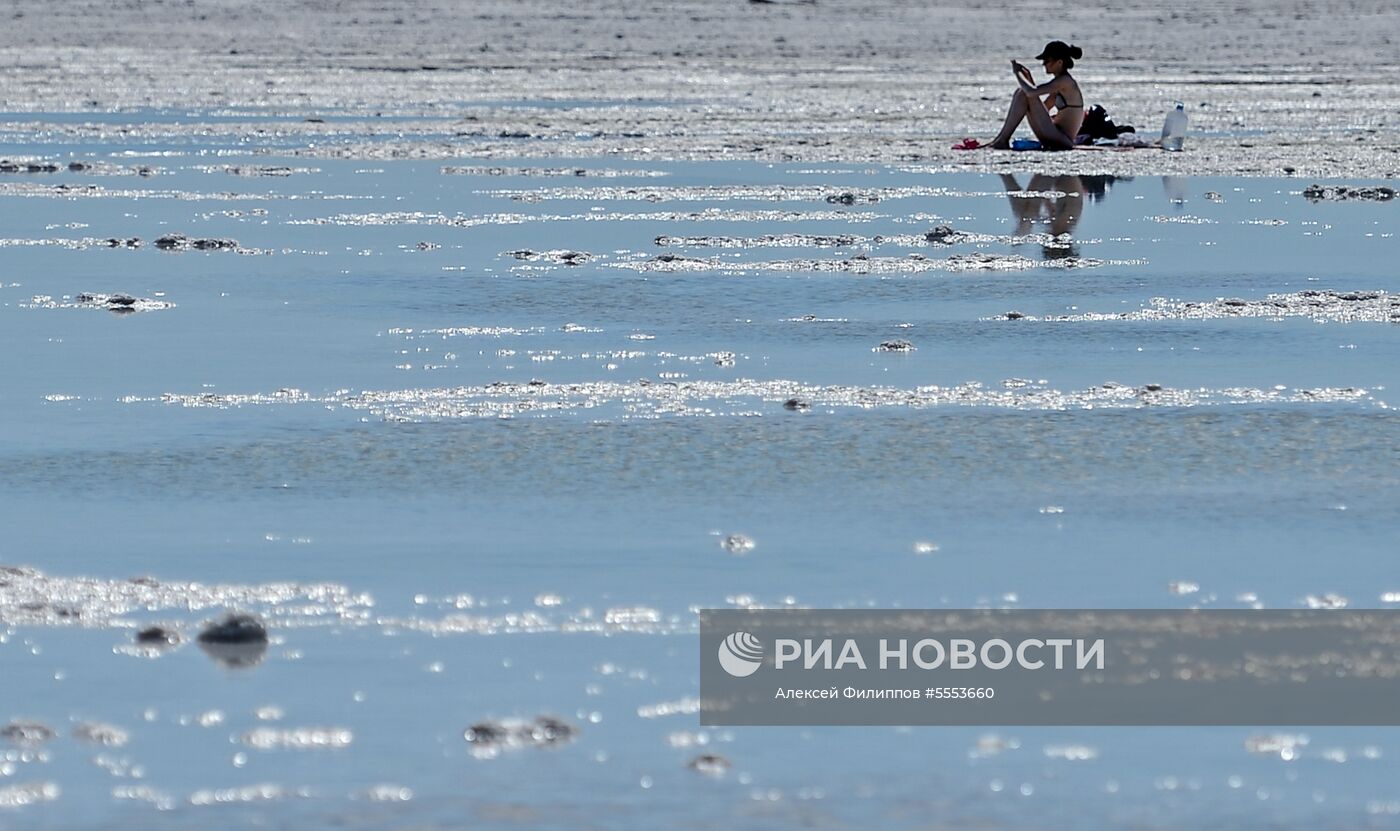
[71,292,173,313]
[198,612,269,644]
[224,166,297,177]
[719,533,756,554]
[72,721,129,747]
[154,234,239,251]
[1,720,56,744]
[507,249,591,265]
[531,715,576,745]
[13,600,80,620]
[1302,184,1395,202]
[875,339,915,352]
[463,715,578,753]
[79,292,132,305]
[197,616,270,669]
[76,292,137,313]
[136,625,180,646]
[825,191,878,205]
[687,753,732,775]
[0,160,60,173]
[463,721,509,745]
[925,224,962,244]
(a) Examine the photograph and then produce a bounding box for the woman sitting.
[989,41,1085,151]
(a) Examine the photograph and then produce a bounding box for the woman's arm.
[1010,61,1066,98]
[1011,60,1034,89]
[1020,75,1065,99]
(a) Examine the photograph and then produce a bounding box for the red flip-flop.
[952,138,983,150]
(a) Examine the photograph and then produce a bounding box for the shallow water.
[3,135,1400,828]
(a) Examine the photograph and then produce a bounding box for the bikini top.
[1055,92,1083,110]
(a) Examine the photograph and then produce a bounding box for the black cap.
[1035,41,1081,63]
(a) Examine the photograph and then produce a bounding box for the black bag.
[1078,105,1136,141]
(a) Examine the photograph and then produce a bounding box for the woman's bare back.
[1049,75,1085,139]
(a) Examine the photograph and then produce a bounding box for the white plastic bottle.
[1161,102,1187,151]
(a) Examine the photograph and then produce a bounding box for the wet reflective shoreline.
[3,151,1400,828]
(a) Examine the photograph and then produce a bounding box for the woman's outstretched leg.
[1021,95,1075,150]
[990,90,1029,149]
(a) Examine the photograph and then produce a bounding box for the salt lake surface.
[3,132,1400,829]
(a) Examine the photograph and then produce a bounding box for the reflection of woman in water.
[999,174,1085,258]
[990,41,1085,151]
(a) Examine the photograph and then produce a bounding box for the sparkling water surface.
[2,130,1400,828]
